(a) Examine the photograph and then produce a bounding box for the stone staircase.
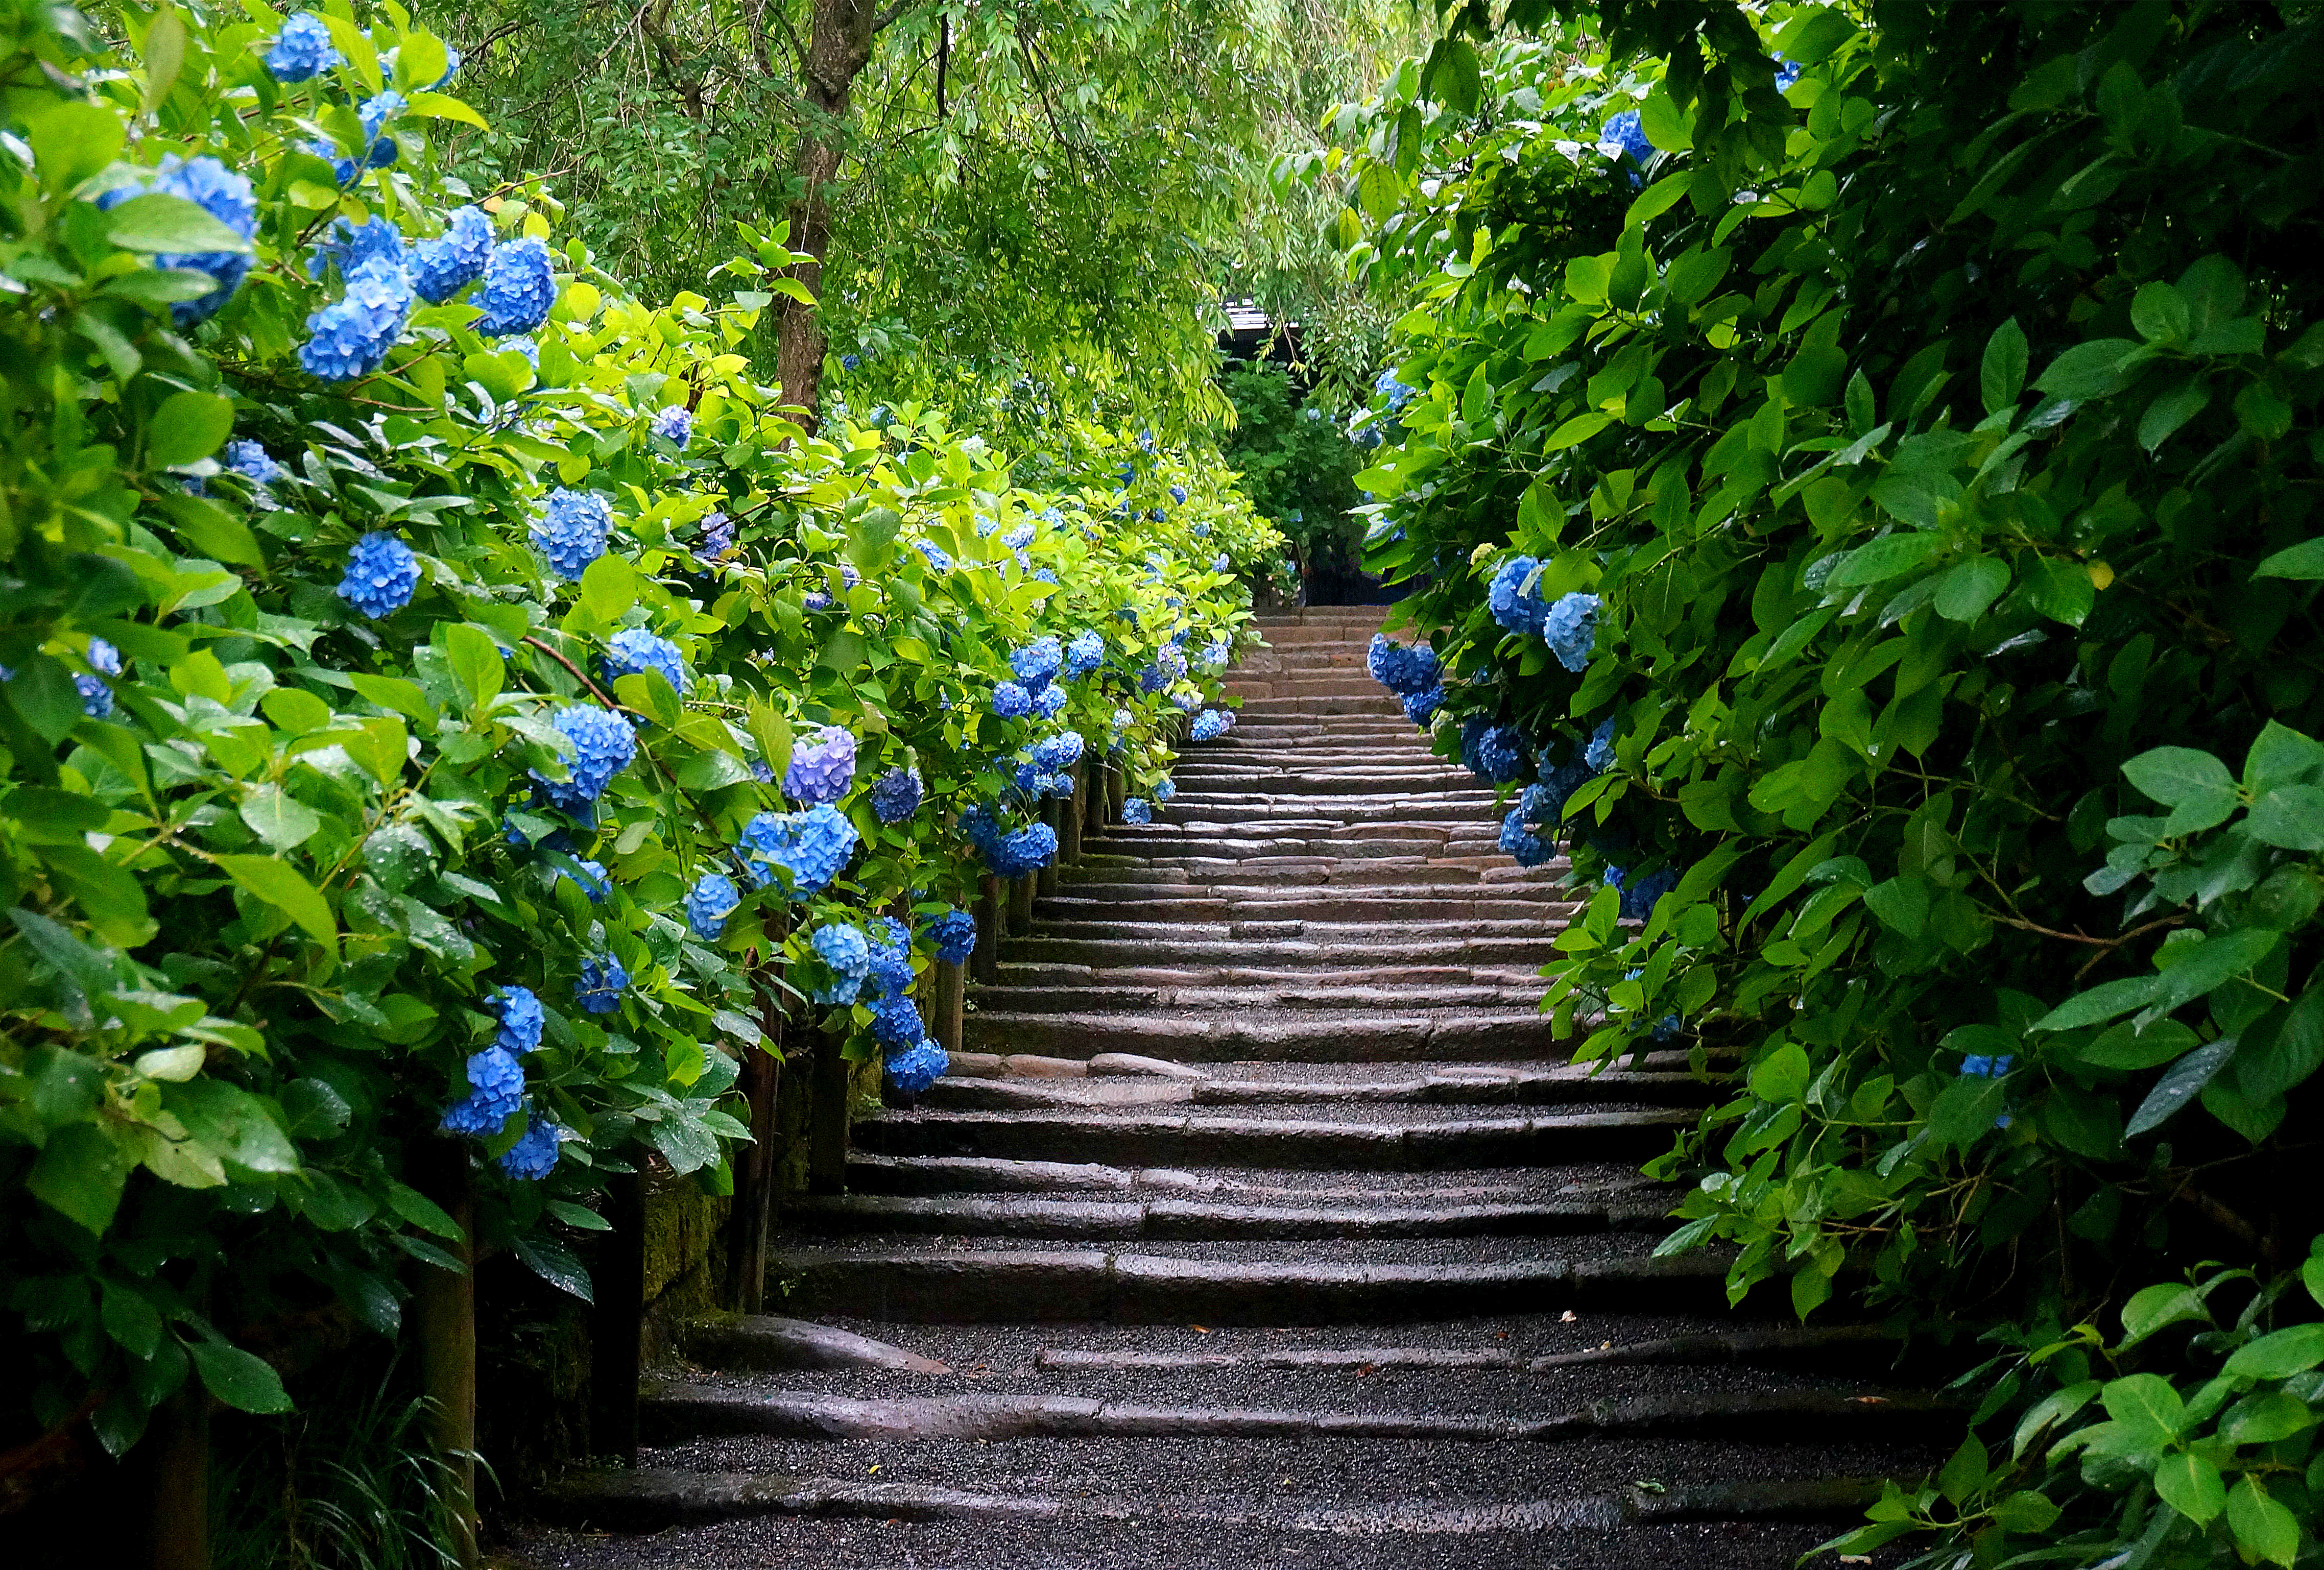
[520,606,1953,1569]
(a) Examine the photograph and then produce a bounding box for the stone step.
[844,1152,1679,1201]
[1220,679,1388,699]
[993,959,1549,991]
[779,1190,1674,1241]
[1001,934,1561,969]
[1063,857,1538,887]
[762,1241,1732,1323]
[920,1065,1716,1113]
[1031,895,1572,923]
[1224,696,1409,717]
[960,1008,1584,1061]
[969,982,1547,1014]
[851,1107,1693,1169]
[1087,833,1506,860]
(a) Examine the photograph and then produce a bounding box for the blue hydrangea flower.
[266,13,343,81]
[1603,864,1678,923]
[603,627,687,695]
[915,539,953,573]
[224,440,284,486]
[809,922,871,1004]
[1376,369,1416,412]
[1460,716,1527,784]
[925,908,975,964]
[870,766,923,824]
[1190,710,1230,743]
[1033,733,1084,772]
[1002,523,1036,551]
[864,917,915,1000]
[884,1037,947,1096]
[1198,640,1229,670]
[841,353,861,371]
[870,994,923,1049]
[299,256,412,381]
[74,637,120,717]
[1169,485,1188,504]
[356,90,404,167]
[1154,779,1176,803]
[1403,686,1445,727]
[1366,634,1440,696]
[306,215,404,282]
[98,156,258,326]
[556,857,611,903]
[985,822,1059,877]
[490,985,546,1054]
[1583,717,1617,772]
[739,804,857,898]
[785,725,857,806]
[336,531,419,617]
[575,954,629,1014]
[1031,683,1067,720]
[533,488,612,579]
[698,513,736,562]
[411,205,493,304]
[1010,636,1064,684]
[470,236,555,337]
[1171,691,1199,715]
[1500,807,1553,867]
[1156,644,1188,683]
[1061,630,1105,679]
[992,681,1033,719]
[685,871,741,939]
[1544,592,1601,674]
[1122,798,1153,825]
[1960,1054,2015,1077]
[958,802,1002,852]
[452,1045,525,1130]
[1488,556,1546,636]
[497,1112,561,1180]
[1774,56,1802,91]
[1597,108,1654,184]
[651,405,693,449]
[531,705,636,810]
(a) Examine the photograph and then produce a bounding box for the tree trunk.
[775,0,884,427]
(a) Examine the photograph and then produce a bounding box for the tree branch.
[641,0,707,118]
[872,0,936,34]
[749,0,807,79]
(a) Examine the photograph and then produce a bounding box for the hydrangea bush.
[0,0,1265,1464]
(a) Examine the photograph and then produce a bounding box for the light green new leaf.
[2223,1323,2324,1380]
[2152,1451,2224,1524]
[2225,1477,2301,1568]
[2121,746,2235,806]
[213,855,337,944]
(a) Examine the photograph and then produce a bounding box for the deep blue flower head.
[575,954,629,1013]
[958,802,1003,850]
[411,205,493,303]
[1190,710,1230,743]
[555,857,610,903]
[802,589,835,613]
[1584,717,1617,772]
[1544,592,1601,673]
[1959,1054,2015,1078]
[1116,460,1137,486]
[1121,797,1153,825]
[1598,108,1654,171]
[864,917,914,1000]
[471,236,555,337]
[266,13,343,81]
[1403,686,1445,727]
[356,91,404,166]
[651,405,693,449]
[809,922,870,1003]
[1169,485,1188,505]
[440,1090,502,1137]
[466,1046,525,1122]
[1366,634,1440,696]
[985,822,1059,877]
[603,627,688,696]
[337,531,419,617]
[739,804,857,897]
[841,353,861,371]
[1500,807,1553,867]
[1031,683,1067,720]
[497,1112,561,1180]
[870,993,924,1049]
[307,215,404,282]
[1774,56,1802,90]
[534,488,612,578]
[490,986,545,1054]
[1460,716,1527,784]
[299,256,412,380]
[915,539,953,573]
[1171,691,1199,715]
[926,908,976,964]
[785,725,857,806]
[531,704,636,810]
[1603,864,1678,923]
[224,440,284,486]
[685,871,740,939]
[98,156,258,325]
[1033,733,1084,772]
[884,1037,948,1096]
[74,667,113,717]
[1010,636,1063,684]
[1488,556,1546,636]
[991,681,1033,719]
[1062,630,1105,680]
[870,765,923,824]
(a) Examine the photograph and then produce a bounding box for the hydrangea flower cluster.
[1121,798,1153,825]
[1031,683,1066,719]
[691,513,734,563]
[498,1114,562,1180]
[1460,716,1528,784]
[684,872,740,939]
[1033,733,1084,772]
[100,155,258,326]
[1189,709,1231,743]
[1583,717,1617,772]
[864,917,916,1000]
[224,440,285,486]
[556,857,610,903]
[1960,1054,2015,1077]
[1602,864,1678,923]
[603,627,688,695]
[925,908,976,964]
[265,13,343,81]
[869,766,923,824]
[534,488,612,579]
[1488,555,1546,636]
[354,91,405,171]
[336,532,419,618]
[992,681,1033,718]
[914,539,953,573]
[739,805,857,897]
[785,726,857,805]
[981,821,1059,878]
[531,705,637,811]
[1063,630,1106,679]
[1010,637,1064,684]
[71,638,121,718]
[1544,592,1601,673]
[870,994,923,1049]
[1156,644,1189,683]
[307,215,403,282]
[1597,109,1655,186]
[1403,686,1446,727]
[808,922,872,1004]
[299,258,412,381]
[471,235,555,337]
[1154,779,1176,803]
[884,1036,948,1096]
[489,986,545,1053]
[650,405,693,449]
[575,955,629,1013]
[1366,634,1440,695]
[1498,783,1564,868]
[442,1046,524,1135]
[411,205,493,304]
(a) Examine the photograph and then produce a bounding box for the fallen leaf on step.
[1559,1310,1577,1322]
[1852,1395,1888,1405]
[1600,1341,1613,1350]
[868,1464,881,1474]
[1840,1558,1873,1566]
[1191,1324,1210,1334]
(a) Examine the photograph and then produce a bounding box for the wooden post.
[1106,763,1126,824]
[410,1141,478,1570]
[932,958,965,1053]
[148,1381,208,1570]
[1009,872,1035,936]
[1086,759,1109,838]
[588,1167,643,1463]
[1060,762,1085,866]
[726,957,787,1314]
[972,873,1001,985]
[807,1024,850,1195]
[1037,798,1061,899]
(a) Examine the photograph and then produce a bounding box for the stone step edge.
[844,1151,1679,1203]
[781,1191,1672,1241]
[1033,1323,1904,1374]
[539,1468,1886,1535]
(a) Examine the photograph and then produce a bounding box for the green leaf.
[2130,281,2191,344]
[212,855,337,945]
[2138,379,2211,451]
[2152,1452,2224,1525]
[443,624,507,709]
[1748,1041,1811,1102]
[1988,1490,2062,1532]
[2155,929,2279,1011]
[2253,538,2324,580]
[183,1335,292,1414]
[2123,1282,2211,1342]
[1772,6,1858,65]
[148,391,234,468]
[7,655,91,743]
[2247,786,2324,850]
[1980,318,2027,414]
[2034,974,2165,1032]
[2122,746,2235,806]
[512,1233,593,1303]
[28,1123,135,1235]
[152,492,265,566]
[237,786,321,852]
[2225,1477,2300,1568]
[384,1179,467,1243]
[2127,1036,2238,1137]
[1829,534,1942,588]
[579,552,638,623]
[2219,1390,2316,1445]
[2100,1373,2186,1447]
[1861,877,1929,938]
[1543,411,1614,450]
[6,786,111,844]
[2224,1323,2324,1381]
[545,1200,613,1231]
[1934,558,2009,621]
[2033,338,2140,401]
[104,193,255,256]
[101,1279,164,1360]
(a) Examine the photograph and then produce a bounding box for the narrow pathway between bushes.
[519,607,1954,1569]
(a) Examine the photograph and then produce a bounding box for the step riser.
[960,1018,1581,1064]
[782,1195,1670,1241]
[851,1112,1691,1170]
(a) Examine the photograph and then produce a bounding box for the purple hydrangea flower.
[784,725,857,806]
[651,405,693,449]
[337,532,420,617]
[870,766,923,824]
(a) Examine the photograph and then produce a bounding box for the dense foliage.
[1214,360,1369,595]
[0,0,1269,1471]
[1323,0,2323,1558]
